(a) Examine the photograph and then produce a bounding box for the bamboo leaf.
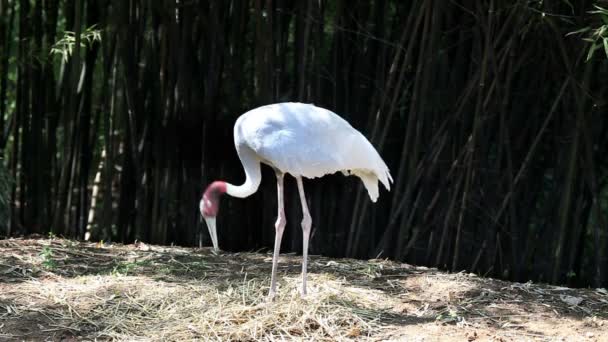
[591,4,608,14]
[586,43,599,61]
[565,27,590,36]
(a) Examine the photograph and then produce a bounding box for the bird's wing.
[237,103,391,190]
[234,102,393,203]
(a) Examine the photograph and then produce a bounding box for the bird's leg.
[268,173,286,299]
[296,176,312,297]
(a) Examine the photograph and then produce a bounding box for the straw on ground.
[0,238,606,341]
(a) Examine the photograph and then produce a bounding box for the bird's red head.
[200,181,227,217]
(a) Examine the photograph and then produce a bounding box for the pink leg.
[268,173,286,299]
[295,176,312,296]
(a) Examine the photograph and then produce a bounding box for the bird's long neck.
[225,146,262,198]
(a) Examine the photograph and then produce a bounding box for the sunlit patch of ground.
[0,238,606,341]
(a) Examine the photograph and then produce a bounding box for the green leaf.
[591,4,608,14]
[586,43,598,62]
[604,37,608,58]
[565,27,590,36]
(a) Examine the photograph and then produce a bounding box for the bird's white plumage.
[202,102,393,297]
[233,102,392,201]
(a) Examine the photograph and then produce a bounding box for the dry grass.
[0,238,607,341]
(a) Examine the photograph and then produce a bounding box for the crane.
[200,102,392,298]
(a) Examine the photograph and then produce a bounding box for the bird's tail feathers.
[354,155,393,202]
[378,167,392,192]
[346,131,393,201]
[353,170,380,202]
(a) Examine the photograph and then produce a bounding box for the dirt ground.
[0,238,606,341]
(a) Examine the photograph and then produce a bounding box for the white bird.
[200,102,392,298]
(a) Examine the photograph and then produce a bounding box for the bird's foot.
[300,288,307,298]
[267,290,277,302]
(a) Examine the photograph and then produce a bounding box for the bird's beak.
[203,216,219,253]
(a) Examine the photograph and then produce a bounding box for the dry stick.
[373,121,458,257]
[499,45,519,280]
[388,55,486,250]
[375,106,476,257]
[544,18,584,284]
[345,2,423,257]
[435,168,466,267]
[551,106,580,284]
[85,33,116,241]
[397,191,423,258]
[492,13,539,276]
[0,1,12,145]
[470,239,487,273]
[473,9,522,246]
[51,62,80,233]
[296,0,312,101]
[495,231,504,276]
[558,29,602,285]
[454,0,495,272]
[102,48,118,241]
[383,24,424,218]
[452,147,473,271]
[362,2,424,210]
[579,87,605,288]
[393,84,498,256]
[67,0,85,236]
[369,2,419,145]
[0,10,18,235]
[491,78,570,226]
[403,136,456,255]
[392,1,435,257]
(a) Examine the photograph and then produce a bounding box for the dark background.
[1,0,607,287]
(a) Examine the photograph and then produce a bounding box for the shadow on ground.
[0,238,606,340]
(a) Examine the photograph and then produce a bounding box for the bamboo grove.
[1,0,607,287]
